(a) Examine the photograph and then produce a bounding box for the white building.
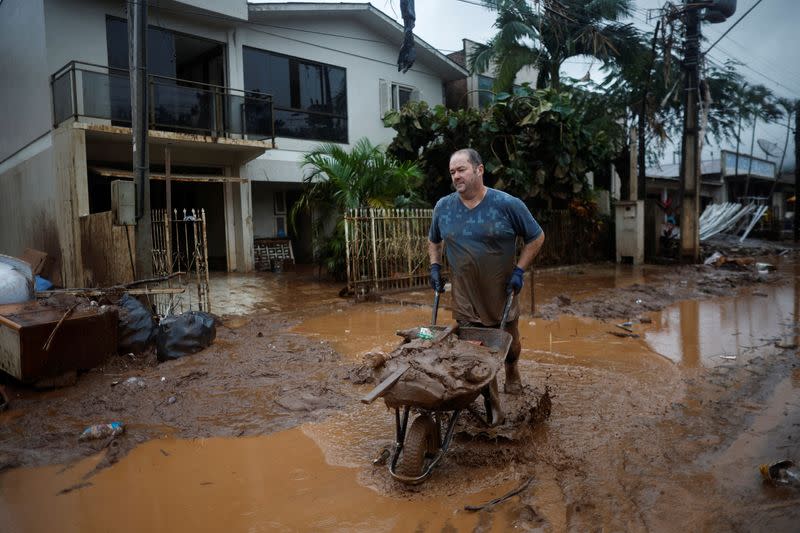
[445,38,539,110]
[0,0,466,286]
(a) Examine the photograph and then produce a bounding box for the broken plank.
[361,365,409,404]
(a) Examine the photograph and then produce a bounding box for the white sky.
[253,0,800,171]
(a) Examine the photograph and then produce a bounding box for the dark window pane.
[52,71,73,125]
[105,17,176,78]
[328,67,346,115]
[478,75,494,108]
[296,61,324,111]
[151,81,213,132]
[148,27,176,79]
[106,18,128,69]
[267,54,291,108]
[244,48,347,142]
[275,110,346,143]
[244,48,290,108]
[233,93,273,139]
[398,87,412,108]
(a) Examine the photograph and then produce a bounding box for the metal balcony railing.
[51,61,275,143]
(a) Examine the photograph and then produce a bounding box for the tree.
[740,84,781,197]
[470,0,640,91]
[383,86,624,209]
[602,33,748,165]
[767,97,797,197]
[290,138,424,277]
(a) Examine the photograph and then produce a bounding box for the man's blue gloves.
[507,266,525,294]
[429,263,445,293]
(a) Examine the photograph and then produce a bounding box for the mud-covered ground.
[1,237,799,531]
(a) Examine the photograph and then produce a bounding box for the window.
[274,190,286,215]
[379,79,419,117]
[392,84,413,111]
[243,47,347,143]
[477,75,494,108]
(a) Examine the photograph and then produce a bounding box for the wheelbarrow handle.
[499,292,514,330]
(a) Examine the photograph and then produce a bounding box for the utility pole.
[129,0,152,279]
[678,2,701,263]
[794,101,799,242]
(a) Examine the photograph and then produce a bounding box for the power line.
[628,3,800,97]
[703,0,765,55]
[702,29,800,89]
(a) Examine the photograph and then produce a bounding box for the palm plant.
[738,84,781,196]
[470,0,640,91]
[775,97,798,176]
[291,138,424,276]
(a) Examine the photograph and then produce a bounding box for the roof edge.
[247,2,467,78]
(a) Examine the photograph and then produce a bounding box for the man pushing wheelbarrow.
[428,148,545,422]
[360,149,546,484]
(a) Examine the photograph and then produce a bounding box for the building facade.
[0,0,465,286]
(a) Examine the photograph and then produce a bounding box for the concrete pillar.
[238,178,254,271]
[52,125,88,286]
[226,28,244,90]
[223,173,237,272]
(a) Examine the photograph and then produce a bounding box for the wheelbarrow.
[361,291,514,485]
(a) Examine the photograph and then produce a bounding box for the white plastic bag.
[0,255,34,304]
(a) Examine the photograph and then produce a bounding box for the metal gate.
[344,208,433,294]
[150,208,211,314]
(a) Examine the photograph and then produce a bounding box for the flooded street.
[1,262,799,531]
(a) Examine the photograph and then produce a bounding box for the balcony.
[51,61,275,145]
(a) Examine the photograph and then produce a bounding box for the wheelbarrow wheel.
[396,414,438,479]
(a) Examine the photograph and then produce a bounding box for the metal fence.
[51,61,275,142]
[150,208,211,315]
[343,207,611,294]
[344,208,434,294]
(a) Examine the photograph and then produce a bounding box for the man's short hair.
[452,148,483,168]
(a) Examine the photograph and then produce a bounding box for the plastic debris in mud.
[156,311,216,361]
[417,327,434,340]
[760,460,800,487]
[79,421,125,441]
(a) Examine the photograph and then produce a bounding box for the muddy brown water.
[2,264,800,531]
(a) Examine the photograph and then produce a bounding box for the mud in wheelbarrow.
[361,325,512,485]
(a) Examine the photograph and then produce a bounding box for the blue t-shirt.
[429,188,542,325]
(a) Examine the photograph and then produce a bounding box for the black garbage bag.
[117,293,157,354]
[156,311,216,361]
[397,0,416,73]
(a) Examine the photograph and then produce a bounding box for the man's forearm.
[516,232,545,270]
[428,240,443,265]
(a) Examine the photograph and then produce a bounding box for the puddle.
[292,304,431,360]
[209,270,343,317]
[381,263,667,312]
[644,284,799,366]
[0,428,523,532]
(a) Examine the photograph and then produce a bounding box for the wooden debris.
[608,331,640,339]
[465,477,534,512]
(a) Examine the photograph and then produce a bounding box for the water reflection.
[0,429,514,532]
[645,284,797,366]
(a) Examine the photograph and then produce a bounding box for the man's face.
[449,153,483,195]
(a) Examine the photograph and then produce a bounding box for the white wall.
[0,147,60,260]
[0,0,52,162]
[175,0,247,21]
